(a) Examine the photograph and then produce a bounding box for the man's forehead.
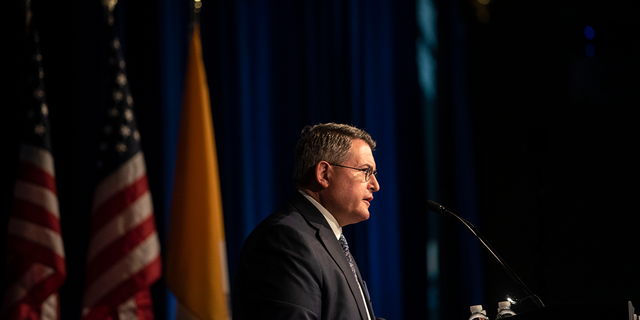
[348,140,375,165]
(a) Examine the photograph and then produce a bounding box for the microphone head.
[426,200,445,213]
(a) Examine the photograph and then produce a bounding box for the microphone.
[426,200,545,309]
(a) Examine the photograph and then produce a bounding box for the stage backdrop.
[7,0,638,320]
[1,1,483,319]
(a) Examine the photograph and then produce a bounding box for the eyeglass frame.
[329,163,378,182]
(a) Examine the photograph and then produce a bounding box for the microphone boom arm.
[427,200,545,309]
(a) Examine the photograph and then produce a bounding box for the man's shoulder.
[243,194,331,251]
[260,194,321,230]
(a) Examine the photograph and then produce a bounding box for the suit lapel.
[290,193,371,320]
[321,231,371,319]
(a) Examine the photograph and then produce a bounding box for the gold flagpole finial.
[103,0,118,12]
[102,0,118,25]
[192,0,202,25]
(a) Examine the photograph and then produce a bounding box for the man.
[232,123,384,320]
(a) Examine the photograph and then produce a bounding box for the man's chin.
[342,212,370,227]
[358,211,370,222]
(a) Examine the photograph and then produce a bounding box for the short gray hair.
[293,123,376,187]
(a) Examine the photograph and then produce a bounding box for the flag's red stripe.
[85,215,157,286]
[4,272,65,319]
[4,303,40,320]
[11,199,61,234]
[91,174,149,233]
[17,161,57,195]
[13,269,66,307]
[31,273,66,306]
[82,257,161,320]
[134,290,155,320]
[6,235,66,273]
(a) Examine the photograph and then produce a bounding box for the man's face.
[320,139,380,227]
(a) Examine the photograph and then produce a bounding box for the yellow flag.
[166,25,230,320]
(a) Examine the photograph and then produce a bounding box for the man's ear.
[315,161,331,189]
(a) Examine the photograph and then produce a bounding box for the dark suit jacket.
[232,192,379,320]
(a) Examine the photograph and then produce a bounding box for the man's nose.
[369,174,380,192]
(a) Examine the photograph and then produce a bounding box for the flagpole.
[192,0,202,25]
[166,0,232,317]
[81,0,162,317]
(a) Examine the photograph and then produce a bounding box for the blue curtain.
[0,0,483,319]
[193,1,412,319]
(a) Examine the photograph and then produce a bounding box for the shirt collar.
[299,190,342,240]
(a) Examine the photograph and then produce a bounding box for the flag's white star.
[34,124,45,136]
[116,142,127,153]
[124,109,134,121]
[113,90,123,102]
[120,124,131,138]
[117,73,127,86]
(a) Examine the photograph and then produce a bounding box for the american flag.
[2,24,67,320]
[81,12,161,320]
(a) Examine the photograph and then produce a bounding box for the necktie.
[338,233,360,284]
[339,233,374,320]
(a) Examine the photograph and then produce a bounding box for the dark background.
[465,0,640,310]
[1,0,639,319]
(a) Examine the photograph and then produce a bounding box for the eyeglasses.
[330,164,378,182]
